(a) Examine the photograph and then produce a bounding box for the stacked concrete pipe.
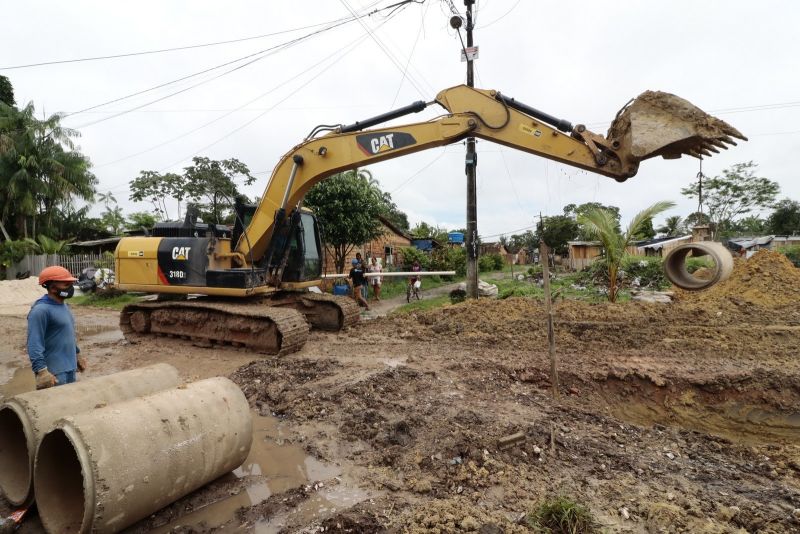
[0,363,181,507]
[663,241,734,290]
[34,376,252,534]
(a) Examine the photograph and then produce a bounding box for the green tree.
[127,211,159,231]
[378,191,410,231]
[657,215,684,237]
[183,157,255,223]
[634,218,656,240]
[304,168,387,273]
[0,76,14,106]
[129,170,184,220]
[564,202,621,240]
[411,221,449,243]
[730,215,766,236]
[767,199,800,235]
[683,211,711,232]
[681,162,779,239]
[97,191,117,209]
[535,215,579,255]
[23,234,73,254]
[101,205,126,235]
[580,201,675,302]
[0,101,96,239]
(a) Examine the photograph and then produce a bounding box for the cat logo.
[171,246,191,261]
[356,132,416,156]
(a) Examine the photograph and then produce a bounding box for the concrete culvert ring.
[0,406,31,505]
[34,428,90,534]
[664,242,734,290]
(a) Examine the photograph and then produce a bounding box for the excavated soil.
[1,256,799,532]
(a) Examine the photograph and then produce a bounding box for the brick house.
[322,215,412,274]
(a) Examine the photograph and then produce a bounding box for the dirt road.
[1,256,798,533]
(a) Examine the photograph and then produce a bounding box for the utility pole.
[463,0,478,299]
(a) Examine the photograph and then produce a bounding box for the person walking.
[348,258,370,310]
[27,266,86,389]
[368,256,383,301]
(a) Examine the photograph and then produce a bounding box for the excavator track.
[266,292,361,331]
[120,300,309,356]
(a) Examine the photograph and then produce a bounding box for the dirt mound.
[693,249,800,308]
[0,277,44,316]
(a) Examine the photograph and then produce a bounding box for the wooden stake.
[540,241,559,400]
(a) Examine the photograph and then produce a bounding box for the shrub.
[779,245,800,267]
[685,256,715,273]
[449,288,466,303]
[581,256,668,290]
[0,240,35,269]
[399,247,430,270]
[478,254,495,272]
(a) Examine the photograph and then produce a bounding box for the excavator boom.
[238,85,745,261]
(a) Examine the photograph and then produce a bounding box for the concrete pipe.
[34,377,252,534]
[0,363,181,507]
[664,241,734,290]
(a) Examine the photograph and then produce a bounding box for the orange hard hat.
[38,266,77,286]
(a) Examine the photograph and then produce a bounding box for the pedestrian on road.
[27,266,86,389]
[348,258,370,310]
[368,257,383,301]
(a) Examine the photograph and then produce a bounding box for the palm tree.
[0,101,96,239]
[97,191,117,209]
[657,215,683,237]
[580,201,675,302]
[24,234,73,254]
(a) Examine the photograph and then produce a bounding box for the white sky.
[3,1,798,239]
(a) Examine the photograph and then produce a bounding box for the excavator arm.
[238,84,744,263]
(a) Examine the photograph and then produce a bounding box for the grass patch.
[71,292,142,310]
[526,496,598,533]
[390,295,450,315]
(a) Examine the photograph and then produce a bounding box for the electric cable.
[61,2,390,121]
[0,12,373,70]
[339,0,429,99]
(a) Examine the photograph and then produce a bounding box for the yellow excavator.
[114,85,744,354]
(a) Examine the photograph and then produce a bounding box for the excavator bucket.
[607,91,747,164]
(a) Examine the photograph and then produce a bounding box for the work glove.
[77,355,88,373]
[35,368,58,390]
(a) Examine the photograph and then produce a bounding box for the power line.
[0,14,364,70]
[391,147,450,194]
[480,224,537,240]
[390,0,431,107]
[154,25,398,174]
[60,2,397,121]
[476,0,522,29]
[339,0,429,99]
[95,24,391,170]
[64,17,367,125]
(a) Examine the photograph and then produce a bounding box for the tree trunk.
[608,267,618,303]
[0,219,11,241]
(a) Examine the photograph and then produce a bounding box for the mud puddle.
[152,412,373,532]
[77,323,124,343]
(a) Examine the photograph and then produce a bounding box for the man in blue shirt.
[27,266,87,389]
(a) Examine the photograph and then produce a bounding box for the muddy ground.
[1,258,799,533]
